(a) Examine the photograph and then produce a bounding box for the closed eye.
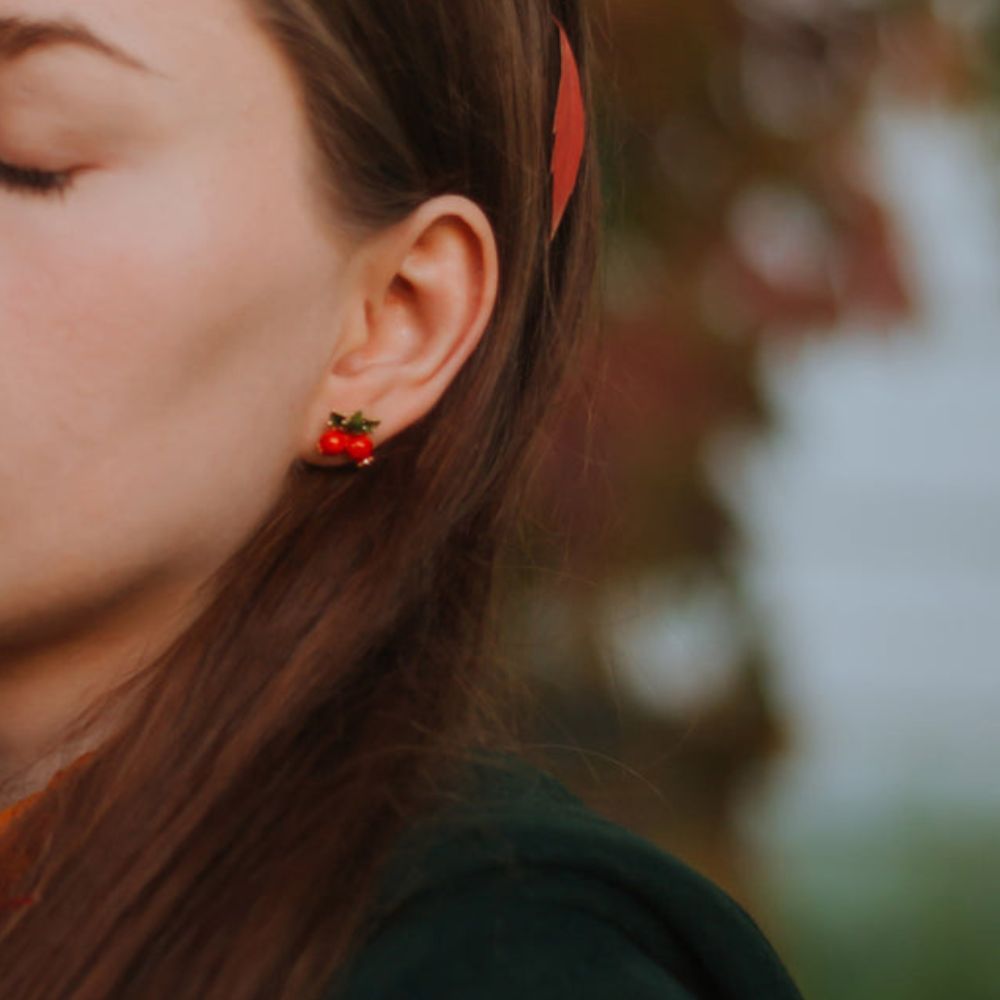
[0,159,75,198]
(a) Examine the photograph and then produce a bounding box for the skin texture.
[0,0,499,801]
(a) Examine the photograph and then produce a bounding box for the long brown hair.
[0,1,602,996]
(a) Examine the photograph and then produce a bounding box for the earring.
[315,410,381,468]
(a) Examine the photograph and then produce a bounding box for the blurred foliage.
[764,807,1000,1000]
[498,0,987,923]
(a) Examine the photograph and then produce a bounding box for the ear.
[300,194,499,465]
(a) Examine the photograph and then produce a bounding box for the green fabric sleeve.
[325,752,805,1000]
[335,864,702,999]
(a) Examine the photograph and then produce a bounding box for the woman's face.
[0,0,359,651]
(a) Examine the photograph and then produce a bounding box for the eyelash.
[0,159,75,199]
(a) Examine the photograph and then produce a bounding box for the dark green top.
[327,751,804,999]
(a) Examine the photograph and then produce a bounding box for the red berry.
[317,428,348,455]
[345,434,374,462]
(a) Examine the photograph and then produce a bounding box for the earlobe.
[303,195,498,467]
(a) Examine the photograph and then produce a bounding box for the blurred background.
[498,1,1000,997]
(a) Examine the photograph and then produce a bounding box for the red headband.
[549,16,586,241]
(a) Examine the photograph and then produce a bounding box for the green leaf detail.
[328,411,379,434]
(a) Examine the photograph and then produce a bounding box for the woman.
[0,1,805,997]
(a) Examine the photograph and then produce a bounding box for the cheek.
[0,153,339,572]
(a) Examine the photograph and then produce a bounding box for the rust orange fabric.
[0,750,97,914]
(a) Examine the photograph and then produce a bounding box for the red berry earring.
[315,410,381,468]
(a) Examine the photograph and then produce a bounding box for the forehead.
[0,0,278,88]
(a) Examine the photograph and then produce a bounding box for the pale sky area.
[729,97,1000,842]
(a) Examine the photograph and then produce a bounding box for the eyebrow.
[0,15,160,77]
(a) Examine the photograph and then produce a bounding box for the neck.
[0,574,206,805]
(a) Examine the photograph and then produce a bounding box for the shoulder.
[328,751,804,1000]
